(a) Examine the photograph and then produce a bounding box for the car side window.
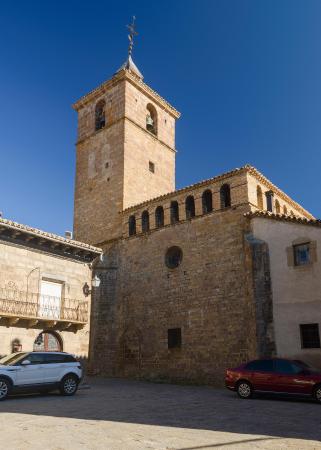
[23,353,47,365]
[245,360,274,372]
[41,354,76,364]
[275,360,303,375]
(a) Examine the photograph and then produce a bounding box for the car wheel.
[60,374,79,396]
[314,385,321,403]
[0,378,11,401]
[237,380,252,399]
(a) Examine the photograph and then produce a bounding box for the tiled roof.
[0,218,102,254]
[245,210,321,227]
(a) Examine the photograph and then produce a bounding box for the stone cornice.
[72,69,180,119]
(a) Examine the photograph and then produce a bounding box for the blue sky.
[1,0,321,236]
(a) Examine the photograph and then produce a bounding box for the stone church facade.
[72,54,321,384]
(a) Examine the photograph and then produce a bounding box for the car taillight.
[77,364,82,369]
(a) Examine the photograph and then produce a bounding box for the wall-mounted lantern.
[83,275,101,297]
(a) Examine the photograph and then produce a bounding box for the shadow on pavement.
[1,377,320,443]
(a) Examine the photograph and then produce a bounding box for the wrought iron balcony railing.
[0,288,88,324]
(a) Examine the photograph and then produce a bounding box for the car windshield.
[0,353,28,366]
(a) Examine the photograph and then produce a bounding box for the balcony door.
[39,280,62,319]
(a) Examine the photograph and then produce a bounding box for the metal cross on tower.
[127,16,138,58]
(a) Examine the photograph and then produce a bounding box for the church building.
[72,28,321,384]
[1,23,320,385]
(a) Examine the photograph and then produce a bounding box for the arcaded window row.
[256,185,294,216]
[128,184,231,236]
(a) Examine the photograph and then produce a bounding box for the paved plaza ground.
[0,377,320,449]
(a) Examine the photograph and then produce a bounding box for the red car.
[225,358,321,403]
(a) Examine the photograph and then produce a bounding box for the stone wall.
[0,240,92,357]
[73,80,126,245]
[73,71,179,247]
[89,205,258,385]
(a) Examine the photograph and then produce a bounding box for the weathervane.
[127,16,138,58]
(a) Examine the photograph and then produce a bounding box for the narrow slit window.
[168,328,182,349]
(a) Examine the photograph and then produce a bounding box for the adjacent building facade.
[250,212,321,368]
[0,218,101,358]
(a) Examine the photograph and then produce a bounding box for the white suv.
[0,351,83,400]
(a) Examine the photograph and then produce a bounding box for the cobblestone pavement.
[0,377,321,450]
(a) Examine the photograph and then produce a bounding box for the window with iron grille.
[294,243,310,266]
[168,328,181,349]
[300,324,320,349]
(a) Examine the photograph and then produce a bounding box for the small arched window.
[202,190,213,214]
[275,199,281,214]
[146,103,157,136]
[283,205,288,215]
[257,186,263,210]
[290,210,294,216]
[220,184,231,208]
[141,210,150,233]
[155,206,164,228]
[170,201,179,224]
[128,215,136,236]
[95,100,106,131]
[185,195,195,219]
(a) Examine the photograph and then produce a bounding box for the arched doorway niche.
[33,331,63,352]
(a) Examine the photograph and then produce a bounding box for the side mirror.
[21,360,31,366]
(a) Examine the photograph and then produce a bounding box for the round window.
[165,246,183,269]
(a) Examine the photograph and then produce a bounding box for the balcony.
[0,288,88,331]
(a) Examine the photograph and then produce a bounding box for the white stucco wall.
[251,217,321,368]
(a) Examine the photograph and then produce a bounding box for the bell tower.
[72,19,180,246]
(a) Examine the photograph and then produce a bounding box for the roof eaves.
[245,210,321,227]
[0,218,102,253]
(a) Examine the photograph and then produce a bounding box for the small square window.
[149,161,155,173]
[300,324,320,349]
[168,328,181,349]
[294,243,310,266]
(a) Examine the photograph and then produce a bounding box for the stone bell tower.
[72,19,180,246]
